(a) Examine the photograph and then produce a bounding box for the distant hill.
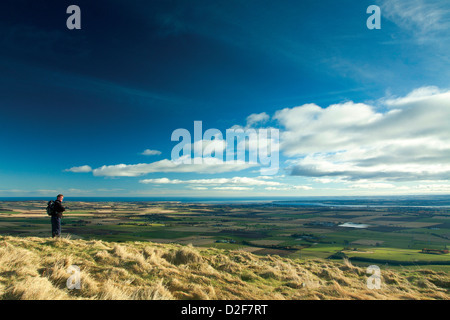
[0,235,448,300]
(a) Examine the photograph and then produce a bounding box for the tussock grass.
[0,235,448,300]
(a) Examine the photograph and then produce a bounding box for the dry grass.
[0,235,448,300]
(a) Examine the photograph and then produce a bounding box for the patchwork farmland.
[0,200,448,271]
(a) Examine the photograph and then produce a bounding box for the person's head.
[57,194,64,201]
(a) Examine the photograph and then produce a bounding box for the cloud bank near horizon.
[278,86,450,183]
[65,86,450,193]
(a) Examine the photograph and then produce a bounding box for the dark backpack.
[46,200,55,216]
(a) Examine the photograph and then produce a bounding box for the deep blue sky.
[1,0,449,197]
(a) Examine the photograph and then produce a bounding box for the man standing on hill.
[51,194,66,238]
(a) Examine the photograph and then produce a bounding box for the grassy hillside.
[0,235,448,300]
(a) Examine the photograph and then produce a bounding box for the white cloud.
[378,183,450,194]
[93,157,258,177]
[349,182,396,189]
[65,165,93,173]
[138,175,318,193]
[141,149,162,156]
[292,185,313,190]
[415,184,450,192]
[67,188,90,193]
[265,185,313,191]
[383,86,446,106]
[190,187,208,190]
[276,87,450,183]
[213,186,253,191]
[379,0,450,38]
[246,112,270,127]
[139,176,316,193]
[313,178,344,184]
[139,178,183,184]
[192,139,226,154]
[140,176,282,187]
[67,86,450,195]
[274,102,383,156]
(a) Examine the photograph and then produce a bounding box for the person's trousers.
[51,215,61,237]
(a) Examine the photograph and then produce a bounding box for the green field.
[344,247,450,264]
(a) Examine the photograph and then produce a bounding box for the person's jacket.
[53,200,66,218]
